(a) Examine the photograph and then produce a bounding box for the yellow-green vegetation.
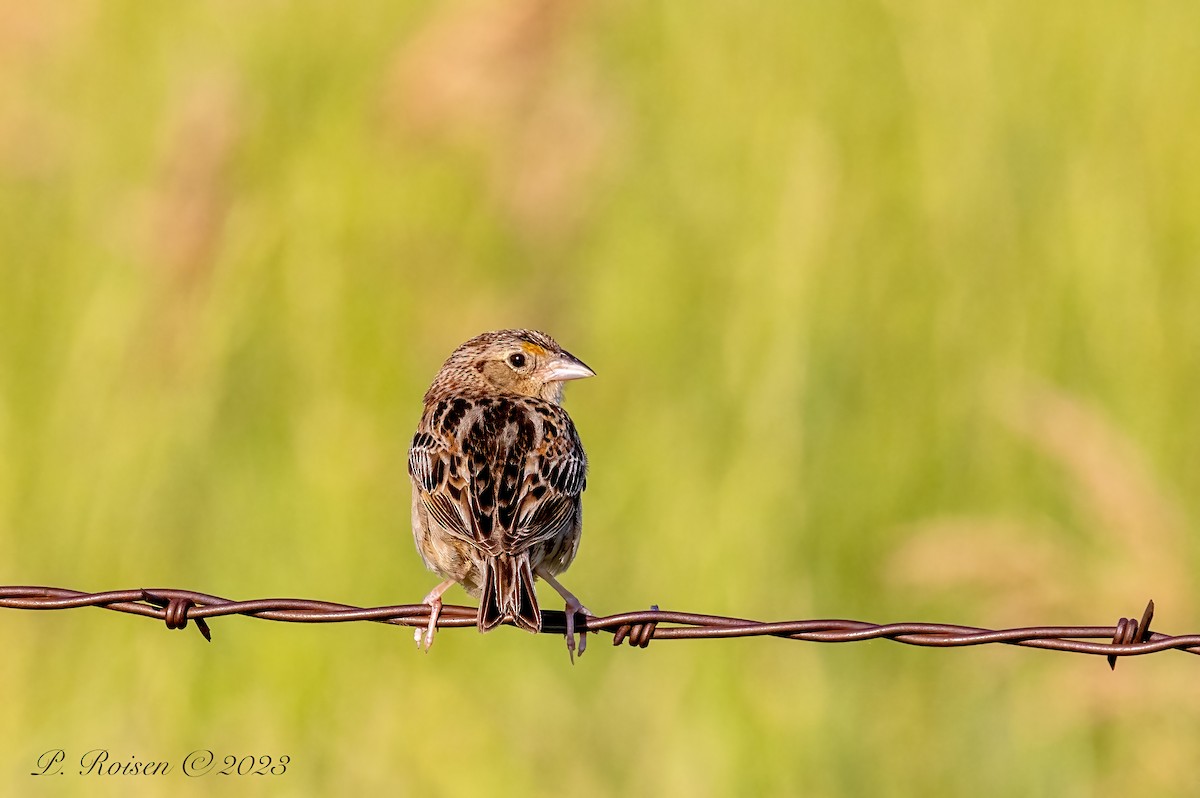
[3,2,1199,795]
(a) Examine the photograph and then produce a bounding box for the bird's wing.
[408,425,480,544]
[507,403,587,552]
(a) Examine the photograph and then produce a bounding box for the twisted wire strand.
[3,586,1198,667]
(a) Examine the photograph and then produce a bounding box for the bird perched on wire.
[408,329,595,660]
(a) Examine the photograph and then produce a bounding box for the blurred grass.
[3,1,1200,795]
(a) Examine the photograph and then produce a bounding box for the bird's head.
[427,329,594,404]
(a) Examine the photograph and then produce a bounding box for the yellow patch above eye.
[520,342,549,357]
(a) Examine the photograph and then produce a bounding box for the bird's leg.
[417,579,456,652]
[537,570,591,663]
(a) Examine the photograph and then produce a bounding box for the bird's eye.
[508,352,526,368]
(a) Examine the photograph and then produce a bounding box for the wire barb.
[612,604,660,648]
[3,586,1200,667]
[144,590,212,642]
[1108,599,1154,670]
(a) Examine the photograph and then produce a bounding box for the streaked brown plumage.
[408,329,594,659]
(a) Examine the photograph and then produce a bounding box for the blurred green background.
[3,1,1199,795]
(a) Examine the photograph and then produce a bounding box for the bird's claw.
[415,594,443,652]
[564,599,592,664]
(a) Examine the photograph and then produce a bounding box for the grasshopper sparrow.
[408,329,594,660]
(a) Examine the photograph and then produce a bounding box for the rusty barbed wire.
[3,586,1199,668]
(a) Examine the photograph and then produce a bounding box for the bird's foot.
[535,570,591,663]
[563,596,593,664]
[415,579,456,652]
[415,595,442,652]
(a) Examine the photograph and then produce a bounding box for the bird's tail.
[479,554,541,634]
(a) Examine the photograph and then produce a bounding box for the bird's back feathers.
[409,395,586,633]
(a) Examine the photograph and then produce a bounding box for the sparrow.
[408,329,594,660]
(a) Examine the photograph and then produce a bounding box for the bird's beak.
[543,351,595,382]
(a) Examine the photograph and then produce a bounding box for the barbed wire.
[3,586,1198,669]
